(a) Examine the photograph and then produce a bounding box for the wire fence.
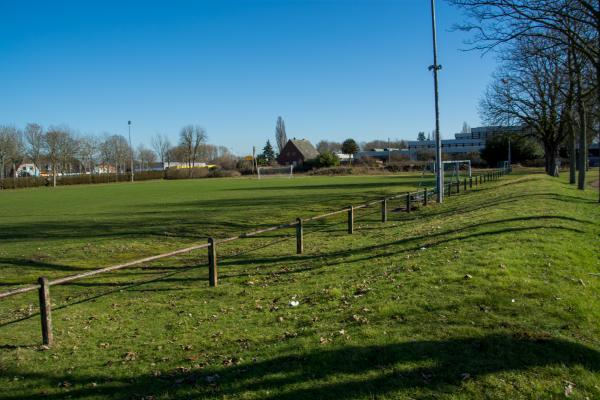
[0,168,510,347]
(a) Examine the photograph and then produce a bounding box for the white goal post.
[257,165,294,179]
[430,160,472,178]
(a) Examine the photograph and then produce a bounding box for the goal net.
[257,165,294,179]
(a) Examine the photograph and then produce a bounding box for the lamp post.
[128,120,134,182]
[429,0,443,203]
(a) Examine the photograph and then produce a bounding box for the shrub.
[165,167,210,179]
[481,134,542,167]
[316,151,340,168]
[209,169,241,178]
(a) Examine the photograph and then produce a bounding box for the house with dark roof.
[277,139,319,166]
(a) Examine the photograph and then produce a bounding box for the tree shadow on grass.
[3,334,599,399]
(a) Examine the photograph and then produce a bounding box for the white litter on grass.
[289,300,300,307]
[511,299,516,303]
[420,247,427,251]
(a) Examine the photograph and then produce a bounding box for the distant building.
[354,148,409,163]
[277,139,319,166]
[94,164,117,174]
[16,163,40,177]
[333,151,353,162]
[163,161,208,169]
[407,126,524,160]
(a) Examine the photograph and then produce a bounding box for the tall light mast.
[429,0,443,202]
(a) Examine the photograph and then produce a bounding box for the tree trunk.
[569,128,576,184]
[12,162,16,189]
[544,144,558,176]
[573,40,587,190]
[52,163,57,188]
[596,5,600,202]
[576,95,587,190]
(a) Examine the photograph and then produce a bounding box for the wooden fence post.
[38,277,53,347]
[296,218,303,254]
[456,180,460,194]
[381,198,387,223]
[406,193,411,213]
[347,206,354,234]
[208,237,218,287]
[423,188,428,206]
[464,178,467,192]
[469,177,473,189]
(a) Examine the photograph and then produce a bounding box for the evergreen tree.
[262,139,276,165]
[417,131,426,141]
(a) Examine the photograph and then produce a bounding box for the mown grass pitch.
[0,170,599,399]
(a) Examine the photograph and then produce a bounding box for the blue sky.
[0,0,496,155]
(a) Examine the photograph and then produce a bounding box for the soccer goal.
[257,165,294,179]
[419,159,472,187]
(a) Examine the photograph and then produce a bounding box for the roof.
[290,139,319,160]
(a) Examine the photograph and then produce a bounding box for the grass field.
[0,169,599,399]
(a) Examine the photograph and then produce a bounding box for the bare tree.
[44,128,71,187]
[480,37,570,175]
[179,125,207,176]
[275,116,287,153]
[151,133,171,168]
[316,140,342,154]
[100,134,130,180]
[136,144,156,171]
[451,0,599,193]
[0,126,23,180]
[79,135,100,175]
[461,122,471,133]
[24,123,44,174]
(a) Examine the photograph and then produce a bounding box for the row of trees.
[451,0,599,191]
[0,123,235,186]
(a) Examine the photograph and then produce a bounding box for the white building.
[407,126,524,160]
[16,163,40,177]
[354,148,410,163]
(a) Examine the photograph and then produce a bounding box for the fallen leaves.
[564,381,575,397]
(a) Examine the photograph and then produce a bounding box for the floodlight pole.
[128,120,134,182]
[429,0,443,203]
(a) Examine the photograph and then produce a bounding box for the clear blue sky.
[0,0,496,155]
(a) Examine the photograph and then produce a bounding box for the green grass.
[0,169,599,399]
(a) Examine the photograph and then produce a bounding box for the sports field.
[0,170,599,399]
[0,173,428,286]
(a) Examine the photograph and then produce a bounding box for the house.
[277,139,319,166]
[16,163,40,177]
[94,163,117,174]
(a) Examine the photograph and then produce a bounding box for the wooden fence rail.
[0,167,509,346]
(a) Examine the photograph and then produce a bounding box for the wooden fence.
[0,168,510,347]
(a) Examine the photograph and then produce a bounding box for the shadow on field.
[219,216,586,270]
[227,178,426,192]
[3,334,599,399]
